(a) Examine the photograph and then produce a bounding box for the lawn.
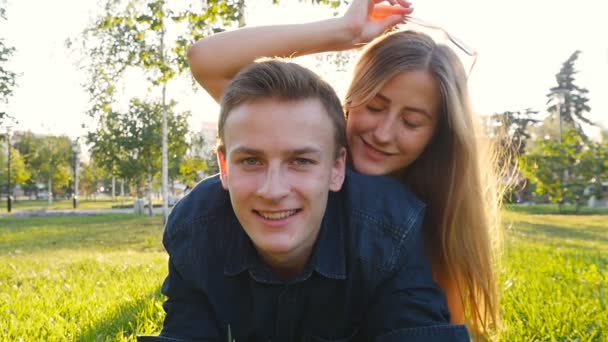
[0,209,606,340]
[0,215,167,340]
[499,210,607,341]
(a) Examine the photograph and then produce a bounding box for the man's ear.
[217,147,229,190]
[329,147,347,192]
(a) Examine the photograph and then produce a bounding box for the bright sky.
[1,0,607,139]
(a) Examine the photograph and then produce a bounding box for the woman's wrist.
[321,16,363,51]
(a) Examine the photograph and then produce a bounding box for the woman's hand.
[344,0,413,45]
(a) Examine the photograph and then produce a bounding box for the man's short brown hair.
[217,59,346,157]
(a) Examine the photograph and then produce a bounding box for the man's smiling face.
[218,97,346,272]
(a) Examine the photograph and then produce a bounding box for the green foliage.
[0,145,31,187]
[79,159,110,198]
[577,140,608,199]
[0,0,17,124]
[177,156,208,187]
[183,131,219,180]
[78,0,242,108]
[168,110,190,183]
[12,132,74,197]
[519,130,606,211]
[88,98,189,195]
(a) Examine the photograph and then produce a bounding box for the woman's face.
[346,70,441,175]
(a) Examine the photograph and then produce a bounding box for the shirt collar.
[223,190,346,282]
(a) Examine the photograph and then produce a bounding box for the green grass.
[0,210,607,340]
[499,211,608,341]
[0,215,166,341]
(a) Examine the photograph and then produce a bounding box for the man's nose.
[256,165,290,200]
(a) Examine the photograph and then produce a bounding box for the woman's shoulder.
[344,169,426,221]
[342,169,427,272]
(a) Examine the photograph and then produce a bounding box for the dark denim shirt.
[155,170,470,341]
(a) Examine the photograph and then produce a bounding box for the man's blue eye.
[293,158,315,166]
[242,158,260,166]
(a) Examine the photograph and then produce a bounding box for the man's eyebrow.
[290,147,322,155]
[230,146,263,155]
[229,146,322,155]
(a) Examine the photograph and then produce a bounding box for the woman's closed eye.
[401,117,424,128]
[366,105,385,113]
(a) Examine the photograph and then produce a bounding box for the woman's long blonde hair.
[345,31,505,336]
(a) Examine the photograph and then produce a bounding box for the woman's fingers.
[373,0,412,8]
[370,3,412,21]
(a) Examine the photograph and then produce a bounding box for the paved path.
[0,207,164,218]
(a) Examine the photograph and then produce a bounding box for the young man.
[152,60,469,341]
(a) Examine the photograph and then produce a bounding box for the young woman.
[187,0,504,335]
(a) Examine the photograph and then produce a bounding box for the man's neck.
[256,241,316,280]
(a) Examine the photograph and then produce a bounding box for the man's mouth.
[254,209,300,220]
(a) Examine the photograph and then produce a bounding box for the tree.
[519,130,599,212]
[577,140,608,201]
[0,0,17,125]
[177,156,207,188]
[0,144,31,194]
[79,159,110,199]
[189,130,219,177]
[13,133,73,203]
[168,105,190,194]
[77,0,243,220]
[105,98,189,215]
[546,50,593,139]
[87,109,127,202]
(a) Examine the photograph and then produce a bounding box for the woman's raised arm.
[187,0,412,102]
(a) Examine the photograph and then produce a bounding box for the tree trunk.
[120,179,125,205]
[160,5,169,223]
[112,175,116,202]
[237,0,246,27]
[48,178,53,205]
[148,172,153,216]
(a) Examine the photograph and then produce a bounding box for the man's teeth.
[258,210,297,220]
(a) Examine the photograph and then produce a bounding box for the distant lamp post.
[553,87,569,207]
[6,126,12,213]
[72,138,80,209]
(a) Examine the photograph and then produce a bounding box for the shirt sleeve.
[159,258,224,341]
[363,223,471,342]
